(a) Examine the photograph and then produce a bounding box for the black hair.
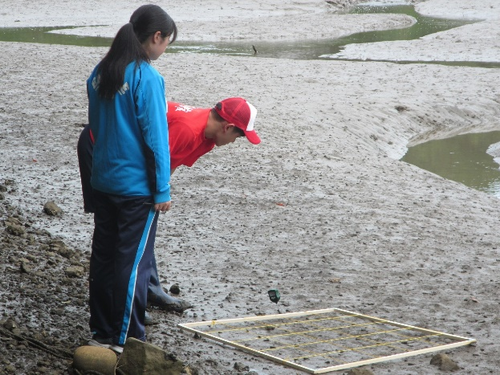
[232,126,245,137]
[211,107,225,123]
[97,5,177,99]
[210,108,245,137]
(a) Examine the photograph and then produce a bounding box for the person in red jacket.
[78,97,260,318]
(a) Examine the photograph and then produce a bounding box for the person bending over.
[78,97,260,322]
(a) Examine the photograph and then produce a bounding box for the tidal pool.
[0,5,478,62]
[401,132,500,198]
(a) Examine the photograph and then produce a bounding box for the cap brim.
[245,131,261,145]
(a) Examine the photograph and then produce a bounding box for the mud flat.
[1,0,500,374]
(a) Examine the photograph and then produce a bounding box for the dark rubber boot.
[148,257,193,313]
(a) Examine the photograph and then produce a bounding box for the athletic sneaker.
[88,337,113,349]
[88,337,123,354]
[110,344,123,354]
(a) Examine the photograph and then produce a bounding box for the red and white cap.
[214,98,260,144]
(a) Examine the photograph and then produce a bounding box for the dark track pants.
[77,124,96,213]
[89,190,158,345]
[78,124,168,302]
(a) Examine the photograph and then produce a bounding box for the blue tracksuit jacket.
[87,60,171,204]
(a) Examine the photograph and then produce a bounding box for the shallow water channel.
[402,132,500,198]
[2,4,500,196]
[0,5,480,61]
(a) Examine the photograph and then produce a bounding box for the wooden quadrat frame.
[178,308,475,374]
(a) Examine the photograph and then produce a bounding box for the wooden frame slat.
[178,308,476,374]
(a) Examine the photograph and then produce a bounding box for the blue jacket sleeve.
[135,64,171,204]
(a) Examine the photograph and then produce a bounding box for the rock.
[72,346,117,375]
[43,201,63,216]
[65,266,85,278]
[3,365,16,373]
[430,353,460,371]
[117,337,185,375]
[169,284,181,294]
[234,361,249,371]
[6,223,25,236]
[3,318,18,331]
[49,239,74,259]
[20,259,33,273]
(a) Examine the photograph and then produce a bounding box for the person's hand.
[154,201,171,213]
